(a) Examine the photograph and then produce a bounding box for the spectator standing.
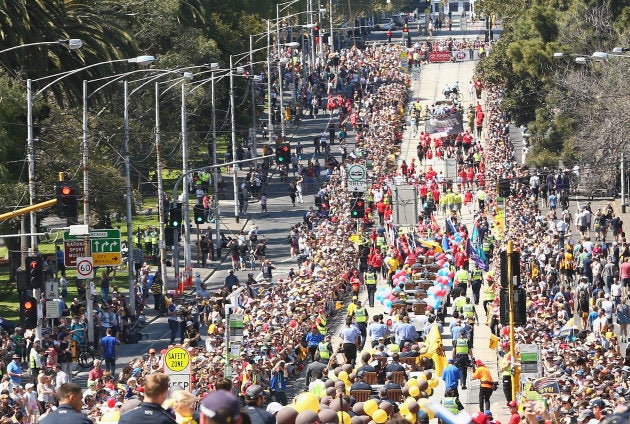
[100,328,119,375]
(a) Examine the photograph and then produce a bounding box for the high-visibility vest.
[463,304,475,318]
[501,356,512,377]
[376,236,386,247]
[454,297,466,312]
[387,343,400,353]
[365,272,377,286]
[455,338,469,354]
[442,397,459,414]
[472,270,483,281]
[316,316,327,334]
[457,271,469,284]
[355,308,368,323]
[482,240,491,252]
[318,342,330,359]
[483,287,496,301]
[310,379,326,398]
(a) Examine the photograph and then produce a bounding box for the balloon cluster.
[424,254,454,310]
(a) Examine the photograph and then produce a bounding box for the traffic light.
[499,251,520,289]
[165,226,182,246]
[313,25,319,38]
[276,143,291,164]
[56,182,78,220]
[20,296,37,329]
[25,256,44,289]
[351,198,365,218]
[499,288,527,326]
[169,204,183,228]
[193,204,205,225]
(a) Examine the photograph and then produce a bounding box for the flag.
[445,217,457,235]
[555,317,577,339]
[441,235,451,253]
[471,221,480,245]
[488,334,500,350]
[430,213,440,233]
[424,324,448,376]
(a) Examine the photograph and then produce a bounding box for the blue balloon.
[384,300,393,308]
[442,263,450,268]
[437,269,448,276]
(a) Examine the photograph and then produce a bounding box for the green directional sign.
[63,229,122,266]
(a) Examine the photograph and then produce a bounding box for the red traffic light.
[61,186,72,196]
[356,200,364,207]
[29,260,38,269]
[23,300,34,310]
[282,146,289,152]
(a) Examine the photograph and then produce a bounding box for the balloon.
[425,387,433,396]
[408,386,420,397]
[276,406,299,424]
[363,400,378,416]
[442,262,450,268]
[290,319,298,328]
[107,398,116,408]
[384,300,393,308]
[338,371,349,381]
[502,326,511,336]
[351,416,364,424]
[352,402,365,416]
[424,370,433,380]
[407,378,418,387]
[399,404,410,416]
[404,413,416,424]
[418,373,427,381]
[407,401,420,414]
[428,379,439,389]
[400,276,407,283]
[417,380,428,391]
[318,409,338,424]
[393,278,400,285]
[448,272,455,279]
[338,412,352,424]
[437,260,444,267]
[437,269,448,276]
[372,410,387,424]
[294,392,320,413]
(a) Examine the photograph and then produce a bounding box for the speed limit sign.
[76,257,94,280]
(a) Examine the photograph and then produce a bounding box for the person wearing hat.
[346,296,359,317]
[441,358,462,398]
[499,341,515,402]
[200,389,243,424]
[7,354,23,386]
[472,359,494,412]
[184,321,200,348]
[351,300,369,349]
[39,383,91,424]
[484,410,498,424]
[315,309,327,334]
[590,399,606,421]
[242,384,274,424]
[507,400,519,424]
[119,373,176,424]
[441,388,464,416]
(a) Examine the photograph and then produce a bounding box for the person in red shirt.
[88,359,104,382]
[507,401,520,424]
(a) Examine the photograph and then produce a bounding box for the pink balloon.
[437,260,445,267]
[502,326,510,336]
[448,272,455,279]
[436,289,447,297]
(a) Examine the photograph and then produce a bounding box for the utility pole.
[507,239,517,401]
[622,152,626,213]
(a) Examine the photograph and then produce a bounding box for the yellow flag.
[489,334,499,350]
[425,324,448,377]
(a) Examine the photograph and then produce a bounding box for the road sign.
[76,257,94,280]
[347,164,367,192]
[411,67,421,79]
[46,300,60,319]
[44,281,59,300]
[64,229,122,266]
[163,346,191,391]
[520,344,541,378]
[64,240,87,267]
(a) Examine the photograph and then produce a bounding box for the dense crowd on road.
[5,31,630,424]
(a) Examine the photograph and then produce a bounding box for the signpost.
[64,229,122,266]
[163,346,191,391]
[519,344,541,378]
[347,164,367,192]
[76,257,94,280]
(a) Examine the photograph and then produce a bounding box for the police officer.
[317,335,333,362]
[364,269,378,307]
[440,388,464,421]
[242,385,275,424]
[352,301,369,349]
[462,297,478,323]
[40,383,93,424]
[453,331,473,390]
[119,373,176,424]
[471,267,483,304]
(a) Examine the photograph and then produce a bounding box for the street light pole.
[181,81,193,274]
[154,82,169,291]
[267,20,274,144]
[229,56,240,222]
[82,80,89,226]
[329,0,334,53]
[123,81,136,316]
[211,73,222,258]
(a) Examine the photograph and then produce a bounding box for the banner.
[428,51,452,63]
[489,334,500,350]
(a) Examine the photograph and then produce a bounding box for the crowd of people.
[5,29,630,424]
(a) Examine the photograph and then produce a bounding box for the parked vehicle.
[374,19,395,31]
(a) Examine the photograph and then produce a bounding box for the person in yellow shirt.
[472,359,494,412]
[170,390,198,424]
[347,296,359,316]
[385,255,400,283]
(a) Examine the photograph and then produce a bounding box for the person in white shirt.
[54,363,69,387]
[601,294,614,322]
